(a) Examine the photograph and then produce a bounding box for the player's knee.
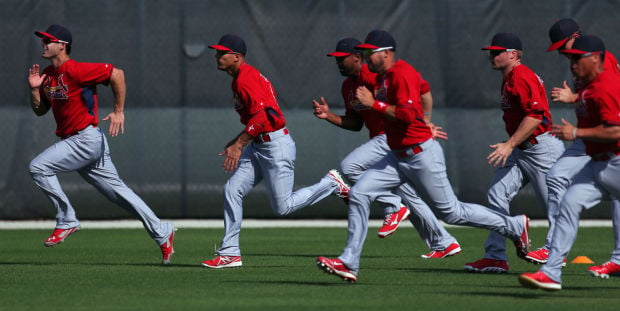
[546,170,567,188]
[349,184,375,205]
[28,159,46,176]
[441,210,464,225]
[339,162,360,182]
[598,170,616,189]
[222,181,244,202]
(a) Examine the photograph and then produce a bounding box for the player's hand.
[356,86,375,108]
[102,111,125,137]
[487,142,514,167]
[28,64,46,89]
[312,97,330,119]
[551,81,578,104]
[551,118,576,141]
[219,143,243,173]
[428,123,448,140]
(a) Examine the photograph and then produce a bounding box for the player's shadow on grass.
[227,280,360,286]
[0,260,206,269]
[242,253,319,258]
[462,289,610,298]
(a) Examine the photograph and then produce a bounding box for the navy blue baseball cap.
[209,34,247,55]
[560,34,605,56]
[547,18,580,51]
[327,37,362,57]
[35,24,72,44]
[481,32,522,51]
[355,30,396,51]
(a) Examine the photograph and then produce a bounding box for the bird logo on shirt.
[44,74,69,100]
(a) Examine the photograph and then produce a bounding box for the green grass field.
[1,226,619,311]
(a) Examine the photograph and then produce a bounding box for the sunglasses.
[42,38,68,45]
[489,48,516,57]
[363,46,393,56]
[215,49,240,56]
[565,51,601,61]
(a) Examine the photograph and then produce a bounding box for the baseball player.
[202,34,350,269]
[464,32,564,273]
[27,24,175,265]
[525,19,620,279]
[316,30,530,283]
[519,35,620,290]
[312,37,461,258]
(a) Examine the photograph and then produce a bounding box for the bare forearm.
[110,68,126,113]
[576,124,620,142]
[232,130,254,148]
[505,116,541,148]
[421,91,433,123]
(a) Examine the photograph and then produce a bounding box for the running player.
[27,24,175,265]
[201,34,350,269]
[316,30,530,283]
[519,35,620,290]
[525,19,620,279]
[464,32,564,273]
[312,37,460,258]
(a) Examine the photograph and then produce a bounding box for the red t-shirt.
[500,64,552,138]
[343,64,431,139]
[604,51,620,76]
[373,60,432,149]
[232,63,286,136]
[40,59,113,138]
[575,69,620,156]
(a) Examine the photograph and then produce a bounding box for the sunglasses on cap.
[488,48,516,57]
[362,46,393,56]
[42,38,69,45]
[215,49,240,56]
[565,51,602,61]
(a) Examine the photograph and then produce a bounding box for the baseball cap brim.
[208,44,234,52]
[355,43,380,50]
[481,46,509,50]
[327,51,351,57]
[547,37,569,52]
[35,31,61,42]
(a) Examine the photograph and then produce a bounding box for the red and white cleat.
[316,256,357,283]
[514,215,530,259]
[328,170,350,204]
[588,261,620,279]
[202,255,243,269]
[518,271,562,291]
[378,206,410,238]
[161,229,176,265]
[421,242,462,259]
[44,225,81,247]
[464,258,509,273]
[525,248,566,266]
